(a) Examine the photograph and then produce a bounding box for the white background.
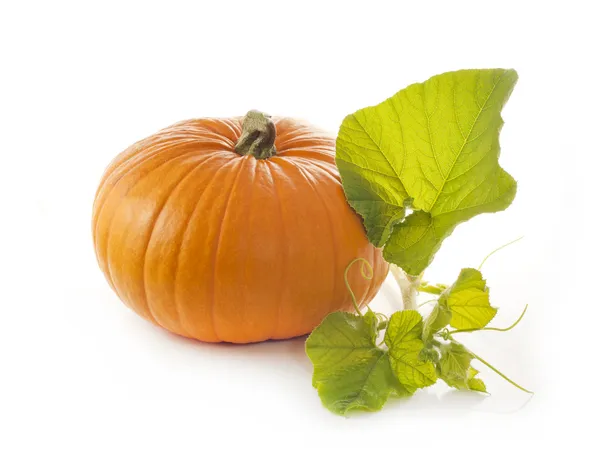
[1,0,597,466]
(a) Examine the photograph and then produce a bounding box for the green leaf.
[448,267,487,293]
[446,268,497,330]
[437,341,487,392]
[306,312,411,415]
[418,281,448,295]
[466,368,487,393]
[419,345,440,364]
[384,310,437,391]
[423,268,497,339]
[362,310,379,343]
[422,303,452,342]
[336,68,518,275]
[334,158,407,247]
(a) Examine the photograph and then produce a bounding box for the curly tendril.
[344,258,374,315]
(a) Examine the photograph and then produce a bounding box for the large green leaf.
[306,312,410,415]
[384,310,437,391]
[337,69,518,275]
[437,341,486,392]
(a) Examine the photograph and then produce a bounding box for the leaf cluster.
[306,265,526,414]
[305,69,531,415]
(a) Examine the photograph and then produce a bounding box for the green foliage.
[436,268,498,331]
[306,312,411,415]
[306,264,529,414]
[384,310,437,391]
[437,341,487,392]
[304,68,531,415]
[336,68,517,276]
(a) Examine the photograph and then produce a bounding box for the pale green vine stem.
[389,264,421,310]
[344,258,374,316]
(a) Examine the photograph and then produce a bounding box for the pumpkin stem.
[234,110,277,160]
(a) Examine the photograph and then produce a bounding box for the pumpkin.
[92,110,388,343]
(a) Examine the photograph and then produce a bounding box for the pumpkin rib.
[141,152,225,329]
[209,156,248,342]
[274,150,334,164]
[264,160,287,340]
[246,159,285,341]
[193,118,240,147]
[276,136,335,153]
[278,153,335,166]
[222,118,242,139]
[176,130,235,150]
[164,154,231,337]
[92,149,138,211]
[100,155,192,305]
[275,135,332,148]
[301,159,372,310]
[93,149,200,263]
[281,159,338,319]
[296,158,373,310]
[99,151,220,302]
[94,135,231,226]
[238,156,257,341]
[209,118,242,146]
[284,157,339,178]
[271,117,297,143]
[94,139,188,217]
[274,124,330,150]
[173,155,240,341]
[156,151,232,336]
[108,156,208,324]
[92,139,158,206]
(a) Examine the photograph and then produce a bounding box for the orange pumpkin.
[92,111,388,343]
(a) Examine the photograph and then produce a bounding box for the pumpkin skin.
[92,115,388,343]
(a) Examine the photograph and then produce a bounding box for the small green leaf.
[385,310,437,391]
[446,268,497,330]
[437,341,487,392]
[419,345,440,364]
[422,303,452,342]
[423,268,497,338]
[363,310,379,343]
[418,281,448,295]
[466,368,487,393]
[448,268,487,294]
[337,68,517,275]
[306,312,410,415]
